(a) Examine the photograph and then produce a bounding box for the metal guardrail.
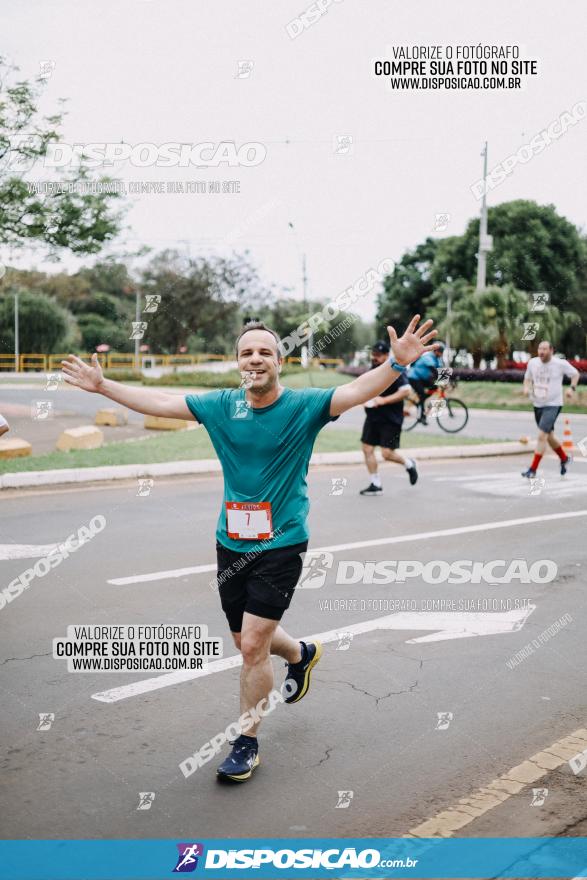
[0,353,344,372]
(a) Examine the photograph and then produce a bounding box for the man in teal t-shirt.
[184,385,337,553]
[60,314,436,782]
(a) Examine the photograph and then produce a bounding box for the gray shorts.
[534,406,561,433]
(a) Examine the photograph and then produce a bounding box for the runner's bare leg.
[232,625,302,664]
[269,625,303,662]
[238,612,280,737]
[536,429,549,455]
[381,447,406,466]
[546,431,563,450]
[362,442,378,475]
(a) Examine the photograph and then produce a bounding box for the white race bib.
[225,502,273,540]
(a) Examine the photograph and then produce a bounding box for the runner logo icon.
[173,843,204,872]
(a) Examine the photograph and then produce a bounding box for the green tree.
[377,201,587,356]
[440,201,587,307]
[432,282,579,366]
[432,283,492,367]
[376,238,440,334]
[0,56,123,255]
[138,251,271,354]
[0,290,71,352]
[75,314,130,352]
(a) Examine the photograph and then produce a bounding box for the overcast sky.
[2,0,586,322]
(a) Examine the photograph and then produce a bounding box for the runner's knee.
[240,632,270,666]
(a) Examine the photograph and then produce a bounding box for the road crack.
[327,678,420,707]
[0,652,52,666]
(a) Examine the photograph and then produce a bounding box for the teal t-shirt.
[185,386,338,552]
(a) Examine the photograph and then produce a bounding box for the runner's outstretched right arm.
[61,353,196,420]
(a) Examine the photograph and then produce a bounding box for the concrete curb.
[0,441,535,489]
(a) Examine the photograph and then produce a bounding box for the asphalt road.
[2,382,587,454]
[1,455,586,839]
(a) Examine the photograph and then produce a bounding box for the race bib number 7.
[225,502,273,540]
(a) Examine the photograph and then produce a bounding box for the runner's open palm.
[388,315,437,366]
[61,353,105,392]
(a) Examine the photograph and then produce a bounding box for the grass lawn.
[0,427,504,474]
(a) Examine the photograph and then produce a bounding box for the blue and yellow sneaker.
[283,640,322,704]
[216,735,259,782]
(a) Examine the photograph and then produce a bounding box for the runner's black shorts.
[215,539,308,632]
[361,420,401,449]
[533,406,561,433]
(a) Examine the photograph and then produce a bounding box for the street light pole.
[135,287,140,371]
[302,253,313,363]
[446,287,452,361]
[14,290,19,373]
[476,141,492,292]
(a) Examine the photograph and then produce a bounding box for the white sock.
[404,458,415,470]
[371,472,382,488]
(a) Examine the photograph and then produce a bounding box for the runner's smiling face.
[237,328,282,392]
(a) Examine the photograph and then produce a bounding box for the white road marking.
[107,510,587,585]
[91,605,535,703]
[434,472,587,498]
[0,543,59,561]
[108,562,217,585]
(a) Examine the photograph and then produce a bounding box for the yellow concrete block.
[56,426,104,451]
[95,407,128,427]
[487,777,525,796]
[503,760,545,785]
[144,414,191,431]
[0,437,32,459]
[529,750,563,771]
[545,744,583,761]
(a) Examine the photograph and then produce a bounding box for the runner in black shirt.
[359,341,418,495]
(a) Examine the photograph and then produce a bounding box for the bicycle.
[403,378,469,433]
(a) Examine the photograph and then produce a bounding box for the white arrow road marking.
[0,543,60,561]
[106,510,587,585]
[434,473,587,498]
[91,605,535,703]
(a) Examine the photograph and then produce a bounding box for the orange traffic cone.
[562,418,574,455]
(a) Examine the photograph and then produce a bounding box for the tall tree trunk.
[495,332,509,369]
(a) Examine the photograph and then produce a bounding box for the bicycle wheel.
[436,397,469,433]
[402,398,421,431]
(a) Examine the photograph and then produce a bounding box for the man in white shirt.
[521,340,579,478]
[0,414,9,437]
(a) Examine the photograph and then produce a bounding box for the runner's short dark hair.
[235,321,282,357]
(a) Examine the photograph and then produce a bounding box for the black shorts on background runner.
[360,421,401,449]
[534,406,561,433]
[215,540,308,631]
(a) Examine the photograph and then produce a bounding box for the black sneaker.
[561,454,572,476]
[521,468,537,478]
[216,735,259,782]
[406,459,418,485]
[360,483,382,495]
[283,640,322,704]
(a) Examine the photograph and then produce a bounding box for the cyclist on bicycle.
[407,341,446,424]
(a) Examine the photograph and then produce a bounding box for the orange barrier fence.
[0,353,344,372]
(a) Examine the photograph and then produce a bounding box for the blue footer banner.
[0,838,587,880]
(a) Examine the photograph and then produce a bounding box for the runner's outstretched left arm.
[330,315,436,416]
